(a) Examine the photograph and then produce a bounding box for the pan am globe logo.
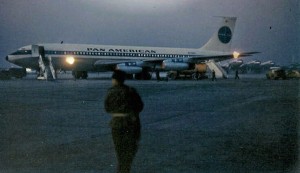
[218,26,232,44]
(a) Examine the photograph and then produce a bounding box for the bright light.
[233,51,240,59]
[26,68,32,72]
[66,57,75,65]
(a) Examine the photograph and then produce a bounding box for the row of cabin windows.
[46,51,190,58]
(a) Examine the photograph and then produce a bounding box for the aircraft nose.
[5,55,13,62]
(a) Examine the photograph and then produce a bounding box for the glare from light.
[66,57,75,65]
[233,51,240,59]
[26,68,32,72]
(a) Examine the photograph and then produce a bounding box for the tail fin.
[199,16,237,52]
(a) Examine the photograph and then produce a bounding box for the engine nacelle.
[162,59,189,71]
[116,62,143,74]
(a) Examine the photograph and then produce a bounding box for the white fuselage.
[6,43,226,71]
[6,17,253,78]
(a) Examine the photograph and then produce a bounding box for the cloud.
[0,0,299,67]
[81,0,189,15]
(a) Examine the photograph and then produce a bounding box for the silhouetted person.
[212,70,216,81]
[195,71,200,80]
[235,70,240,80]
[105,70,143,173]
[156,71,161,82]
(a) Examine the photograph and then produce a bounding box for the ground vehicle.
[167,63,208,80]
[9,68,27,78]
[286,70,300,79]
[0,68,27,80]
[266,67,286,80]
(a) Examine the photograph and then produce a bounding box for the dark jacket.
[105,84,143,114]
[104,85,144,141]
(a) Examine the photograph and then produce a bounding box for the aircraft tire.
[144,72,151,80]
[82,71,88,79]
[134,73,142,80]
[134,71,151,80]
[72,71,88,79]
[126,74,134,80]
[168,73,177,80]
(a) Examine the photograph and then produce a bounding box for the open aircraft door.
[31,45,44,57]
[32,45,56,80]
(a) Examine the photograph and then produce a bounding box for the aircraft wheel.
[168,72,177,80]
[135,71,151,80]
[144,72,151,80]
[135,73,142,80]
[72,71,88,79]
[82,71,88,79]
[126,74,134,80]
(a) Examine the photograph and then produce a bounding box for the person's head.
[111,70,126,86]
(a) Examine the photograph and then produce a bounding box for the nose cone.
[5,55,11,62]
[6,55,16,63]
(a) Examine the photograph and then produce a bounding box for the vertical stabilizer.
[199,17,237,52]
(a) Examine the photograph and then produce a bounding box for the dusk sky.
[0,0,299,67]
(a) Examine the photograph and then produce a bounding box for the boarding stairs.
[37,55,56,80]
[33,45,56,80]
[206,60,228,79]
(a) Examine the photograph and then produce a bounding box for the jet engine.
[162,59,189,71]
[116,62,143,74]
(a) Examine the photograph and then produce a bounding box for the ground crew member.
[156,70,161,82]
[212,70,216,81]
[235,70,240,79]
[104,70,143,173]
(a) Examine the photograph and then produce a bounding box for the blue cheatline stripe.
[44,50,196,58]
[11,49,200,59]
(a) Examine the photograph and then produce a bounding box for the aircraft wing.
[93,51,260,71]
[140,51,260,64]
[93,58,165,69]
[187,51,260,63]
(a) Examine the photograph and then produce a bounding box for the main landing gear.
[134,69,152,80]
[72,71,88,79]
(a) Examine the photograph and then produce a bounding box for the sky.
[0,0,299,68]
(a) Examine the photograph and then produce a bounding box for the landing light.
[233,51,240,59]
[66,56,75,65]
[26,68,32,72]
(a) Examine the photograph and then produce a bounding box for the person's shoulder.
[108,85,130,92]
[107,86,121,93]
[127,86,138,92]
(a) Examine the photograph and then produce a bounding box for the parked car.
[286,70,300,79]
[266,67,286,80]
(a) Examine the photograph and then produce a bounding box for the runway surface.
[0,76,299,173]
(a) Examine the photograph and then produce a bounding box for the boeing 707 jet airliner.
[6,17,258,80]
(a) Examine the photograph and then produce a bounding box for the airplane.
[222,59,243,73]
[5,16,259,80]
[260,61,275,71]
[239,60,261,73]
[224,60,277,74]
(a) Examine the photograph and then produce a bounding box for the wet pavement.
[0,76,299,172]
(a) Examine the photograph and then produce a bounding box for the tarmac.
[0,74,299,173]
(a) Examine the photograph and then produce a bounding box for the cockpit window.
[11,50,32,55]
